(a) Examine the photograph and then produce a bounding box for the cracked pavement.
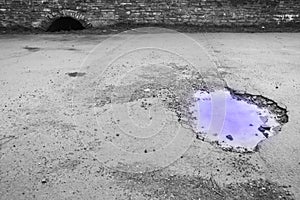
[0,30,299,199]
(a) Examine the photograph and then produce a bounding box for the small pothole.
[23,46,41,52]
[66,72,86,77]
[189,88,288,152]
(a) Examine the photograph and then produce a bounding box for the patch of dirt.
[110,170,294,200]
[90,66,207,128]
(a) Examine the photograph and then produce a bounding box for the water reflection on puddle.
[191,90,281,152]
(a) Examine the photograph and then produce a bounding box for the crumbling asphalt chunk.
[226,87,289,125]
[226,135,234,141]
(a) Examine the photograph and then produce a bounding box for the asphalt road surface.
[0,29,299,199]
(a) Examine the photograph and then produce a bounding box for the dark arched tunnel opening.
[47,17,85,32]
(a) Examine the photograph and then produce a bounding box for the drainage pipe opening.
[46,17,85,32]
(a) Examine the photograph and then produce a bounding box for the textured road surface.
[0,30,299,199]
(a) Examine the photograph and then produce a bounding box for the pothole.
[23,46,41,52]
[66,72,86,77]
[189,88,288,152]
[89,67,288,153]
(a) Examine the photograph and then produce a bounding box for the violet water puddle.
[190,89,288,152]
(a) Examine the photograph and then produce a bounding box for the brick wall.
[0,0,299,30]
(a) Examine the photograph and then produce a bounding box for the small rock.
[262,132,269,138]
[272,126,281,132]
[258,126,265,133]
[41,178,47,184]
[226,135,233,141]
[259,116,268,123]
[261,124,271,130]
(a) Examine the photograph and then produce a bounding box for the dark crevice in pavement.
[66,72,86,77]
[23,46,41,52]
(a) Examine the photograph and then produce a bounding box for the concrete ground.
[0,29,299,200]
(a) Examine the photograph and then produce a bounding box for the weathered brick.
[0,0,299,29]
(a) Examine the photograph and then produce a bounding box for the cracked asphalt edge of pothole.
[71,69,295,199]
[84,68,289,154]
[66,48,292,198]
